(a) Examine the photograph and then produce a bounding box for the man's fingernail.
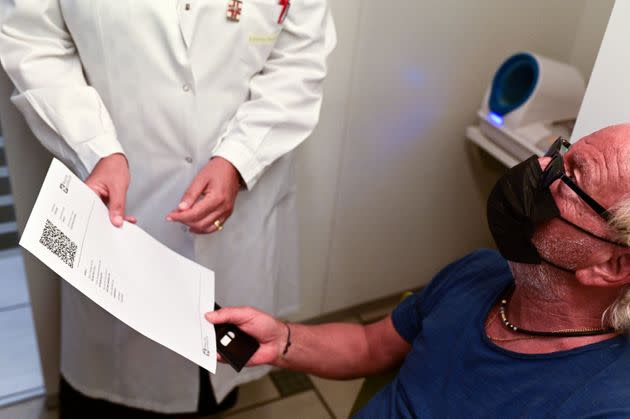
[178,202,189,210]
[166,216,173,221]
[114,215,123,225]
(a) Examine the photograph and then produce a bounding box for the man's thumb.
[178,178,205,211]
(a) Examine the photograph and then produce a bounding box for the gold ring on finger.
[214,219,224,231]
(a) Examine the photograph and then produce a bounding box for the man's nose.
[538,156,552,171]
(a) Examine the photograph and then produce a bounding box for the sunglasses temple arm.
[560,175,610,221]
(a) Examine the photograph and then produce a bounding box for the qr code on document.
[39,219,77,268]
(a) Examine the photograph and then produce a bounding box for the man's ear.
[576,253,630,287]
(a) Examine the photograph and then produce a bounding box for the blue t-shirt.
[354,249,630,418]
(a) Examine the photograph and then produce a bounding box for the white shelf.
[466,126,519,168]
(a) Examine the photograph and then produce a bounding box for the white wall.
[293,0,362,320]
[572,0,628,141]
[569,0,615,84]
[294,0,614,318]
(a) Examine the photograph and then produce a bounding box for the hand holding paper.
[20,159,217,373]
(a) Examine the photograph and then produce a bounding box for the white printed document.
[19,159,217,373]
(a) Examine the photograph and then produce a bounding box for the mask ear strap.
[558,216,629,248]
[540,256,575,274]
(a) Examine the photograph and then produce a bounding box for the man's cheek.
[532,223,594,270]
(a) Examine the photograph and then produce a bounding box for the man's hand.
[205,307,288,367]
[85,153,136,227]
[166,157,241,234]
[206,307,411,378]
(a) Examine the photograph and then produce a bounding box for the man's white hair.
[604,196,630,331]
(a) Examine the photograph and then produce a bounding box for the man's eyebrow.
[567,152,590,175]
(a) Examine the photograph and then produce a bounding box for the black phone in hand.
[213,303,260,372]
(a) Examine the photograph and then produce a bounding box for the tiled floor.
[0,248,29,308]
[310,376,365,419]
[0,249,45,407]
[0,292,403,419]
[223,391,331,419]
[0,398,56,419]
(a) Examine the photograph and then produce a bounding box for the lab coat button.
[185,156,193,163]
[185,3,191,10]
[183,83,192,92]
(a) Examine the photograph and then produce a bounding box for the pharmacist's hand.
[85,153,136,227]
[205,307,288,367]
[166,157,241,234]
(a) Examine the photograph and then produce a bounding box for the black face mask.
[487,155,560,264]
[486,138,623,268]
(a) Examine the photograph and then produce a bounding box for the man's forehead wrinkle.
[612,149,627,184]
[574,135,630,206]
[560,125,630,211]
[591,139,629,185]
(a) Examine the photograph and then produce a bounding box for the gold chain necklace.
[498,285,615,337]
[485,307,537,342]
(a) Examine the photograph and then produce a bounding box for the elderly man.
[206,125,630,418]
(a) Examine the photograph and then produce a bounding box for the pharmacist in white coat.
[0,0,335,416]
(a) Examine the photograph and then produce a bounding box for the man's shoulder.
[438,248,510,280]
[457,248,508,269]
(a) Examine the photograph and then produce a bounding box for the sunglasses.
[540,137,610,221]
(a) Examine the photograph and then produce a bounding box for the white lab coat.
[0,0,335,413]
